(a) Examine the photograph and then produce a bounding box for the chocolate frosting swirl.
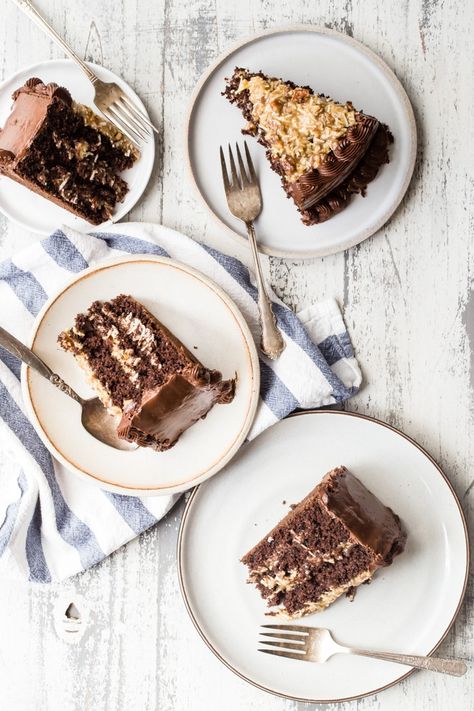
[12,78,72,106]
[299,123,393,225]
[290,114,379,210]
[332,137,364,162]
[346,119,377,143]
[25,77,42,89]
[317,152,340,177]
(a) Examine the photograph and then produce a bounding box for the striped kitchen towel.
[0,222,362,582]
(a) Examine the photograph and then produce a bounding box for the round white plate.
[0,59,154,235]
[187,26,416,259]
[178,411,469,703]
[21,253,259,496]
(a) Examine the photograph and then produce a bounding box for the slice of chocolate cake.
[59,295,235,451]
[0,78,139,225]
[242,466,406,618]
[224,68,392,225]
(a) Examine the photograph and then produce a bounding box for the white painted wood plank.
[0,0,472,709]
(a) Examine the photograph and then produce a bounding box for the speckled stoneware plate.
[186,25,416,259]
[21,253,260,496]
[178,411,469,703]
[0,59,154,235]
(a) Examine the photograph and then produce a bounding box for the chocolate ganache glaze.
[321,467,407,564]
[118,366,235,449]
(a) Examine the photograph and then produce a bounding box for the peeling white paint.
[0,0,472,709]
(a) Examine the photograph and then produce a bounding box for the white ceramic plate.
[21,254,259,496]
[178,411,469,703]
[187,26,416,259]
[0,59,154,235]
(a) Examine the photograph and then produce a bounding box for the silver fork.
[259,625,467,677]
[12,0,158,148]
[220,142,285,360]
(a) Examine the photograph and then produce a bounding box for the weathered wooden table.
[0,1,472,709]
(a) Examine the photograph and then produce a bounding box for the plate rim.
[185,24,417,260]
[20,249,260,496]
[0,58,155,235]
[177,409,470,704]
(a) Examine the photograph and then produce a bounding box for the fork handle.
[0,325,83,404]
[245,222,285,360]
[11,0,97,83]
[350,648,467,677]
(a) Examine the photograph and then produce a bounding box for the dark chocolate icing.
[118,371,231,448]
[0,78,73,165]
[300,123,393,225]
[320,466,406,564]
[12,78,72,105]
[118,370,235,451]
[289,115,379,210]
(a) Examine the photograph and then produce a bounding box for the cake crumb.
[346,586,357,602]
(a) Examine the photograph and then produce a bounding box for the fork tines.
[101,95,152,146]
[258,624,310,660]
[219,141,262,223]
[219,141,258,192]
[97,83,159,149]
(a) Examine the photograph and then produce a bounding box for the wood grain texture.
[0,0,472,709]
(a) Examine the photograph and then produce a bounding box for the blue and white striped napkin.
[0,222,361,582]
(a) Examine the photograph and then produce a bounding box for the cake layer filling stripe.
[90,303,186,377]
[87,310,146,382]
[73,352,119,414]
[255,548,374,614]
[252,540,368,598]
[273,569,374,618]
[64,327,140,409]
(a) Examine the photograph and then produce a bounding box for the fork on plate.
[12,0,157,148]
[220,141,286,360]
[259,624,467,677]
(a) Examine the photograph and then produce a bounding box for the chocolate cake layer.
[59,295,235,451]
[0,78,139,224]
[224,68,392,225]
[242,466,406,617]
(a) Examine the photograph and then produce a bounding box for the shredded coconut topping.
[237,75,356,181]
